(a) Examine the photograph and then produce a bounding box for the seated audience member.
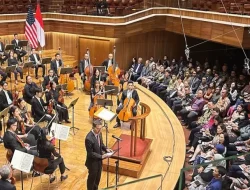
[203,69,213,85]
[183,70,192,85]
[203,82,215,103]
[229,82,238,105]
[179,90,204,125]
[159,74,177,100]
[196,76,207,93]
[210,86,221,104]
[3,118,38,156]
[226,70,237,87]
[96,0,109,16]
[136,60,150,84]
[155,70,171,96]
[237,74,246,92]
[141,64,159,87]
[131,57,143,81]
[196,66,204,80]
[214,88,231,115]
[149,66,166,92]
[0,165,16,190]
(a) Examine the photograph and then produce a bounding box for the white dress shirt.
[3,90,12,105]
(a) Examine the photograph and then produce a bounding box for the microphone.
[112,135,122,141]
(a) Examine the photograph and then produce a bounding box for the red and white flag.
[35,3,45,47]
[25,5,38,48]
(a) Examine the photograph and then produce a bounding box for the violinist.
[114,81,140,128]
[7,50,24,85]
[43,69,59,90]
[45,81,70,124]
[3,117,38,156]
[29,48,45,79]
[79,53,90,83]
[31,88,54,132]
[37,129,68,183]
[89,80,104,111]
[0,165,16,190]
[8,106,38,146]
[23,75,38,104]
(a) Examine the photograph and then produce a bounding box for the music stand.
[60,67,73,75]
[18,40,28,63]
[42,57,52,74]
[5,65,16,92]
[104,85,119,109]
[68,97,79,135]
[5,44,14,51]
[93,66,106,74]
[23,61,34,75]
[0,106,10,132]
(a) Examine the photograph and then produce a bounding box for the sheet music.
[11,150,34,173]
[96,108,116,121]
[50,123,70,141]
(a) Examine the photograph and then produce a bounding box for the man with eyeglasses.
[42,69,59,90]
[114,80,140,128]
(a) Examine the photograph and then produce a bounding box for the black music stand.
[18,40,28,62]
[0,106,10,132]
[5,65,16,92]
[104,85,119,109]
[60,67,73,97]
[96,99,114,187]
[5,44,14,51]
[93,66,106,74]
[41,57,52,74]
[23,61,34,76]
[68,97,79,135]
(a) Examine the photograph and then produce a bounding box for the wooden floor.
[0,50,186,190]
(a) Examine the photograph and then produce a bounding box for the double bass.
[118,97,136,122]
[107,46,120,86]
[84,48,93,92]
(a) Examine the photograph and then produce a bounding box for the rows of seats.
[61,0,144,15]
[192,0,250,15]
[0,0,48,14]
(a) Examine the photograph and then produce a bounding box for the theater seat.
[244,4,250,14]
[230,3,243,14]
[0,5,5,14]
[114,0,121,6]
[4,0,12,5]
[192,0,200,9]
[16,4,24,13]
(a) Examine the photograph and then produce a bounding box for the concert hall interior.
[1,0,250,190]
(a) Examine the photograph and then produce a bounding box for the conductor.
[85,119,113,190]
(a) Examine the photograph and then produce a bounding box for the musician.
[31,88,54,132]
[131,57,144,81]
[79,53,90,83]
[0,81,13,111]
[45,81,70,124]
[50,53,63,76]
[0,165,16,190]
[43,69,59,90]
[0,64,7,83]
[96,0,109,16]
[11,33,27,62]
[7,50,24,85]
[0,38,9,65]
[91,69,103,89]
[114,80,140,128]
[37,129,68,183]
[23,75,38,105]
[102,53,113,71]
[89,80,104,110]
[29,48,45,79]
[9,106,37,146]
[3,117,38,156]
[85,119,113,190]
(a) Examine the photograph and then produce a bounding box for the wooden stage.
[0,59,185,189]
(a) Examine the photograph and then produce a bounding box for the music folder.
[23,61,34,69]
[60,67,73,75]
[94,107,116,122]
[50,123,70,141]
[18,40,28,47]
[11,150,34,173]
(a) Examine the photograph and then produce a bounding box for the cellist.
[45,81,70,124]
[113,80,140,128]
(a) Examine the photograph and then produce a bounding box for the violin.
[118,97,136,122]
[47,92,54,114]
[107,46,120,86]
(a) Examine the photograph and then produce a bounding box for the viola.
[118,97,136,122]
[20,120,25,134]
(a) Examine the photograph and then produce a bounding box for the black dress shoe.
[50,176,56,183]
[61,175,68,181]
[65,120,71,123]
[58,121,62,124]
[113,123,121,128]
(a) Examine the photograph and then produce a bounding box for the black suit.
[116,89,140,124]
[131,63,143,81]
[190,77,201,94]
[31,97,53,131]
[29,53,45,77]
[23,82,38,104]
[42,75,58,90]
[50,59,62,76]
[102,58,113,71]
[0,90,13,111]
[85,131,107,190]
[79,59,90,82]
[11,39,27,62]
[0,41,9,63]
[0,179,16,190]
[7,57,23,80]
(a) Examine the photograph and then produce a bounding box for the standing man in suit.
[50,53,63,76]
[42,69,59,90]
[31,88,54,131]
[11,33,27,63]
[114,80,140,128]
[190,70,201,94]
[79,53,90,83]
[102,53,113,71]
[29,48,45,79]
[0,38,9,65]
[0,165,16,190]
[23,75,38,105]
[131,57,144,81]
[85,119,113,190]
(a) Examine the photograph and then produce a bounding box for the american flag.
[25,5,38,48]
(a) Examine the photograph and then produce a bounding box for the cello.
[118,97,136,122]
[107,46,120,86]
[84,48,93,92]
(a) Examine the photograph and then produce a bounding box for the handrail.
[129,102,151,121]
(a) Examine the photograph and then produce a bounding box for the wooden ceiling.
[1,7,250,48]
